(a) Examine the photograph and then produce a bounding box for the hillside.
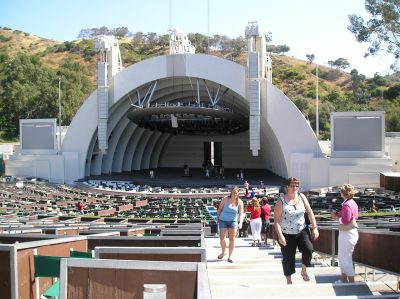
[0,27,399,141]
[0,27,352,97]
[0,28,58,54]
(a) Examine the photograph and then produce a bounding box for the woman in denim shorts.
[216,186,244,263]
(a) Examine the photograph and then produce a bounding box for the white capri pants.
[338,229,359,276]
[250,218,262,241]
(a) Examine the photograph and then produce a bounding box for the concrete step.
[205,237,399,298]
[208,273,346,285]
[207,266,342,276]
[209,281,399,298]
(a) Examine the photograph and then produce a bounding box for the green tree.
[146,32,158,45]
[350,69,370,103]
[157,34,169,46]
[188,33,209,53]
[384,82,400,99]
[348,0,400,69]
[386,103,400,131]
[306,54,315,64]
[0,53,59,135]
[56,58,94,125]
[266,44,290,55]
[113,27,130,38]
[132,32,146,47]
[333,57,351,70]
[294,98,309,111]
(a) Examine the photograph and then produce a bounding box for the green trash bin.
[0,152,4,176]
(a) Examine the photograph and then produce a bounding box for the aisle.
[205,237,399,298]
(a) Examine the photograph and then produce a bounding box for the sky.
[0,0,395,77]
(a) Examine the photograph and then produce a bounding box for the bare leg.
[347,276,355,283]
[301,264,310,281]
[228,228,236,260]
[218,228,227,258]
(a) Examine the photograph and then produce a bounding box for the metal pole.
[58,78,62,154]
[207,0,210,53]
[169,0,172,30]
[331,229,336,266]
[316,65,319,139]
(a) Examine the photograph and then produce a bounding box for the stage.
[87,167,286,189]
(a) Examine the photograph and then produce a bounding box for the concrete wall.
[385,137,400,172]
[6,154,65,183]
[160,131,265,169]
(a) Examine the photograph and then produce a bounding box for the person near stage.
[246,197,262,247]
[216,186,244,263]
[238,212,250,237]
[183,164,191,177]
[331,184,359,284]
[274,177,319,284]
[219,164,225,179]
[243,180,249,190]
[259,180,265,189]
[260,197,271,244]
[260,180,266,194]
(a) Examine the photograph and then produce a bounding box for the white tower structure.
[245,21,267,156]
[95,36,123,154]
[169,29,196,54]
[266,52,272,82]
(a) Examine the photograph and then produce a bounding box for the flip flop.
[301,272,310,281]
[217,253,226,260]
[228,258,233,263]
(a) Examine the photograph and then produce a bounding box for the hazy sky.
[0,0,395,77]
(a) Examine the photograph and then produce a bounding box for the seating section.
[0,180,399,298]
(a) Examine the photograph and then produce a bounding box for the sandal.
[227,258,234,263]
[301,272,310,282]
[217,253,226,260]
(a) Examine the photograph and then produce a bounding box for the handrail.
[268,223,400,276]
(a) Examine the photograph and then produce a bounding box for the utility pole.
[58,78,62,154]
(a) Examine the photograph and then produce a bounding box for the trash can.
[143,284,166,299]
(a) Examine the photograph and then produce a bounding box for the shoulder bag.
[339,201,358,231]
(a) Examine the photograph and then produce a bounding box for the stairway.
[205,237,399,298]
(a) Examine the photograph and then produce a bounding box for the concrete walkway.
[205,237,399,298]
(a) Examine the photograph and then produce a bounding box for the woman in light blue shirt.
[216,186,244,263]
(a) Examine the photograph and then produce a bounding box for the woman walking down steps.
[216,186,244,263]
[274,177,319,284]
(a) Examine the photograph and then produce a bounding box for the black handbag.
[299,193,311,226]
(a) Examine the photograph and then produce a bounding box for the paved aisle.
[205,237,399,299]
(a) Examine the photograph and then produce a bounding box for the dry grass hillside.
[0,28,354,102]
[0,28,58,55]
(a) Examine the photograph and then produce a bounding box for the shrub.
[0,35,11,42]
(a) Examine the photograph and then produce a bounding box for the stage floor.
[87,168,286,188]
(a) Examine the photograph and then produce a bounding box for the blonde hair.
[250,198,260,210]
[229,186,239,203]
[341,184,356,199]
